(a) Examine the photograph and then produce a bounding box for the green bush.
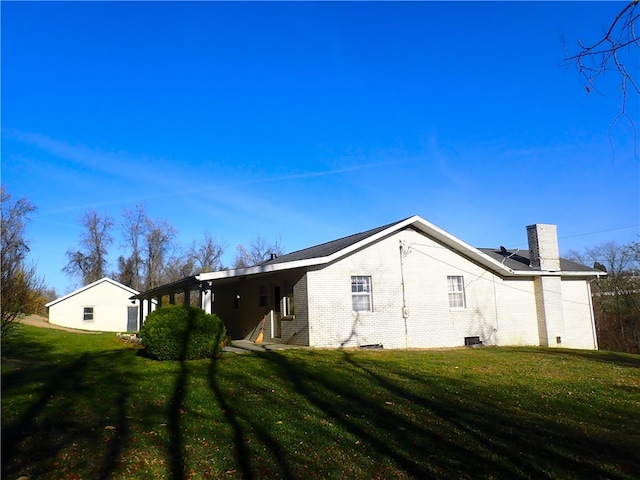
[139,305,226,361]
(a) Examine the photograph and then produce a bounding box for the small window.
[259,285,267,307]
[83,307,94,322]
[282,282,295,317]
[351,276,372,312]
[447,276,466,309]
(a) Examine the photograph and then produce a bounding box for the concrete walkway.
[223,339,304,354]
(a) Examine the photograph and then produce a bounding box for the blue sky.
[2,1,639,294]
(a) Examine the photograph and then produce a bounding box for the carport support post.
[183,288,190,306]
[138,299,145,329]
[202,287,213,314]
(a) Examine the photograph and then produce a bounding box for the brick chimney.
[527,224,560,271]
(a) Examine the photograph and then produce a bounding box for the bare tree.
[564,1,639,143]
[587,241,636,276]
[233,235,283,268]
[188,233,225,273]
[1,187,45,337]
[63,210,114,285]
[163,254,196,283]
[119,205,147,290]
[143,217,177,289]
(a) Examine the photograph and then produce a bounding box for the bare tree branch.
[564,0,639,155]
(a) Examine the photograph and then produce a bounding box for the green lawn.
[2,325,639,480]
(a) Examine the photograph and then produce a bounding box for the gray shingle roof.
[478,248,599,273]
[257,218,411,266]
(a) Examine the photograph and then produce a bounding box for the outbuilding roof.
[46,277,140,308]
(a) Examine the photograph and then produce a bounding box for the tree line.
[63,204,283,291]
[0,187,282,336]
[567,240,640,354]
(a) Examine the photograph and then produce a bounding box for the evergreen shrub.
[140,304,226,361]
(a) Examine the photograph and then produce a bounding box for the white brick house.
[133,216,603,349]
[46,277,153,332]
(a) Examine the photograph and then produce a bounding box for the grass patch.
[2,324,640,479]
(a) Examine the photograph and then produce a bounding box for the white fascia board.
[196,258,322,283]
[196,218,422,283]
[195,216,603,284]
[406,217,603,278]
[197,215,516,283]
[45,277,140,307]
[406,216,517,276]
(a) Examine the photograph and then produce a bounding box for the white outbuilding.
[46,277,151,332]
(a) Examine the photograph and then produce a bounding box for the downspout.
[492,275,499,344]
[587,278,599,350]
[399,240,410,349]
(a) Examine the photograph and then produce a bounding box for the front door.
[127,306,138,332]
[272,286,282,338]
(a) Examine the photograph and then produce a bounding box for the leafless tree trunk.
[63,210,114,285]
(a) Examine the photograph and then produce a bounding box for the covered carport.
[130,276,212,328]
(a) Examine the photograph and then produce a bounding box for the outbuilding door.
[127,306,138,332]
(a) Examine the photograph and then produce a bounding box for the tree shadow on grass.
[532,347,640,368]
[0,332,56,367]
[339,350,635,480]
[207,355,296,480]
[219,349,638,480]
[2,347,138,479]
[166,307,229,480]
[207,356,254,479]
[251,350,462,479]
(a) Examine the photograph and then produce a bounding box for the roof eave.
[509,269,606,277]
[46,277,140,307]
[201,215,518,281]
[405,216,518,276]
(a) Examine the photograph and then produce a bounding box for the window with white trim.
[282,281,295,318]
[351,276,372,312]
[83,307,95,322]
[447,276,466,309]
